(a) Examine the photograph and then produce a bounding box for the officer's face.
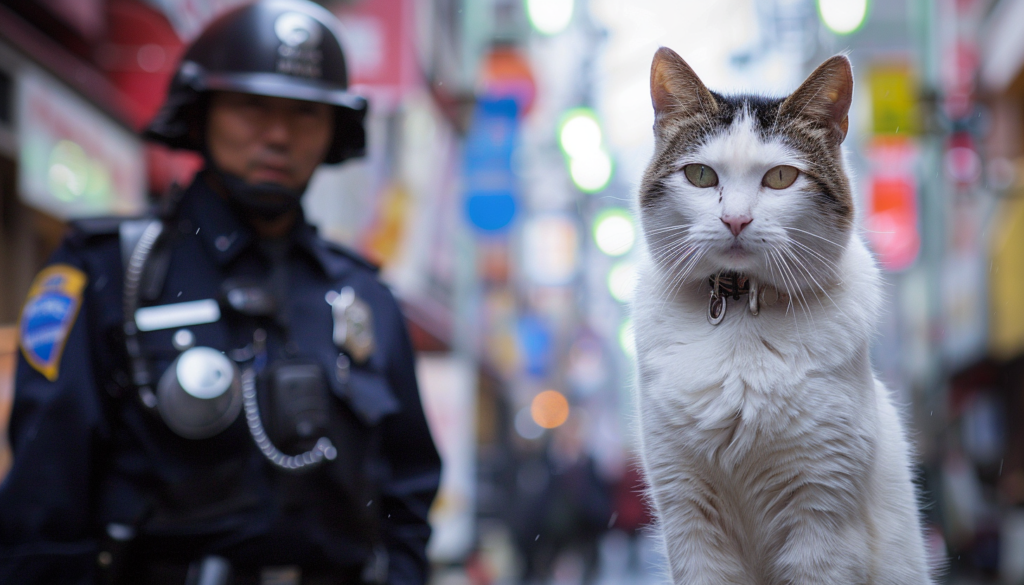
[206,92,335,190]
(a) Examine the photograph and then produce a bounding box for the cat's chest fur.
[635,240,881,482]
[634,245,884,566]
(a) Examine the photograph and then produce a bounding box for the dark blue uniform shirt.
[0,175,441,584]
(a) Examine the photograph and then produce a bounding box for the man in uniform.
[0,1,441,583]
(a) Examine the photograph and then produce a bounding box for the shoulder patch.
[19,264,88,381]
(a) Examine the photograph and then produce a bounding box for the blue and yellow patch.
[19,264,88,381]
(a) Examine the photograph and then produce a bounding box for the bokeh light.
[514,406,544,440]
[618,319,636,359]
[525,0,574,36]
[559,109,602,159]
[593,208,635,256]
[530,390,570,429]
[569,150,613,193]
[607,261,637,303]
[817,0,868,35]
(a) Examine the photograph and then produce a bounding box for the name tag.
[135,299,221,332]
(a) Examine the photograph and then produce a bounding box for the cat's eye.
[762,165,799,190]
[683,164,719,188]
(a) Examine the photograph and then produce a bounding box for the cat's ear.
[650,47,718,125]
[779,55,853,144]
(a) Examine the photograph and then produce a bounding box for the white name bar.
[135,299,221,332]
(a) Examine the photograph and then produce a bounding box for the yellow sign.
[869,65,920,136]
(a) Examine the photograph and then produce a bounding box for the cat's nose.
[721,215,753,236]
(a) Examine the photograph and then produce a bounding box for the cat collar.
[707,272,782,326]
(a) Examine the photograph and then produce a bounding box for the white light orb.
[817,0,868,35]
[526,0,574,35]
[570,149,613,193]
[593,209,635,256]
[618,319,635,359]
[559,112,602,158]
[607,261,637,303]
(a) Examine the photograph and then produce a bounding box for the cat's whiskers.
[780,245,828,325]
[765,246,807,343]
[648,233,696,261]
[787,237,842,279]
[785,226,844,249]
[650,241,700,298]
[659,244,709,307]
[645,224,692,236]
[786,243,856,324]
[768,245,810,332]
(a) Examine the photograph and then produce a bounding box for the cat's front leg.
[773,512,871,585]
[651,482,752,585]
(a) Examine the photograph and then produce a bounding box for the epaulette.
[67,216,141,247]
[68,216,128,238]
[323,240,380,274]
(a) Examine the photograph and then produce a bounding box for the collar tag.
[707,273,782,326]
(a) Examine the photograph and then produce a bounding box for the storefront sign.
[17,67,146,219]
[463,98,519,233]
[868,64,919,136]
[865,137,919,272]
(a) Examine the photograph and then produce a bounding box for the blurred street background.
[2,0,1024,583]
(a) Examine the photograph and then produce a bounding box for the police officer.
[0,1,441,583]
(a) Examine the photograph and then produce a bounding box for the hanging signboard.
[334,0,417,111]
[868,64,919,136]
[17,67,146,220]
[463,97,519,233]
[864,137,920,272]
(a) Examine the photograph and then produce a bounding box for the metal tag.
[328,287,375,363]
[708,294,726,326]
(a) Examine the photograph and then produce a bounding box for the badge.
[274,12,323,78]
[19,264,88,381]
[327,287,375,363]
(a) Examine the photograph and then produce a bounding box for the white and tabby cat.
[633,48,934,584]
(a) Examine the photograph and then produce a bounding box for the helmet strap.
[203,159,307,221]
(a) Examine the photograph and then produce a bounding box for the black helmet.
[145,0,367,164]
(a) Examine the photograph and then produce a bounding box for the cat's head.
[639,48,854,297]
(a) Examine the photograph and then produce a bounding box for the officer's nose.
[262,113,293,146]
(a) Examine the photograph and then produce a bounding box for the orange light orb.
[531,390,570,429]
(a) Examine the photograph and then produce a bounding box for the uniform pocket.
[321,349,400,426]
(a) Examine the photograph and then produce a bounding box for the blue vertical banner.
[463,98,519,233]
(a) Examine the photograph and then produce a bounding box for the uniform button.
[172,329,195,351]
[336,354,351,382]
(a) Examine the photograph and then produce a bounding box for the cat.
[632,47,935,584]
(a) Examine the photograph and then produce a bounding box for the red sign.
[865,138,920,272]
[480,47,537,116]
[334,0,418,111]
